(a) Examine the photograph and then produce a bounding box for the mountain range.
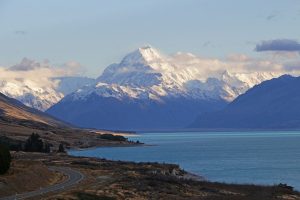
[190,75,300,129]
[0,76,95,111]
[46,46,281,130]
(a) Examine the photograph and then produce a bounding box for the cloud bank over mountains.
[0,42,299,111]
[0,42,300,88]
[0,58,85,87]
[0,58,89,111]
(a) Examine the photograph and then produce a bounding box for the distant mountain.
[47,46,281,130]
[190,75,300,129]
[0,76,95,111]
[53,77,96,95]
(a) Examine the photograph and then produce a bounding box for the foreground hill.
[0,92,67,128]
[47,46,279,130]
[190,75,300,129]
[0,92,135,148]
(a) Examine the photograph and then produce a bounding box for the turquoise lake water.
[69,131,300,190]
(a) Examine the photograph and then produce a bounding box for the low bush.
[99,134,127,142]
[0,144,11,174]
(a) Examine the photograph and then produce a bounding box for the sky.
[0,0,300,77]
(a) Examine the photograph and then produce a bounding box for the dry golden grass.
[0,101,49,125]
[0,159,64,196]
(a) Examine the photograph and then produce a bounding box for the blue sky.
[0,0,299,77]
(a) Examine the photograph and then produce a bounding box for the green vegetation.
[0,144,11,174]
[99,134,127,142]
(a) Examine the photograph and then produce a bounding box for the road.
[0,166,84,200]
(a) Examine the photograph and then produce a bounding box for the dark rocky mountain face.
[47,93,226,131]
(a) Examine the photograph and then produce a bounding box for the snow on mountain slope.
[0,79,63,111]
[73,46,281,103]
[0,76,95,111]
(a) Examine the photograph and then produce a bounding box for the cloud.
[0,58,85,88]
[203,41,211,47]
[255,39,300,52]
[168,48,300,81]
[14,30,27,35]
[266,11,279,21]
[227,54,251,62]
[62,61,87,76]
[266,14,276,21]
[9,58,47,71]
[2,50,300,92]
[283,61,300,72]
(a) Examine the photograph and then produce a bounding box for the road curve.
[0,166,84,200]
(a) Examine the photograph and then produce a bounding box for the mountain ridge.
[190,75,300,129]
[0,76,95,111]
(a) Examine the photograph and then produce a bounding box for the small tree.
[43,142,51,153]
[24,133,44,152]
[58,143,65,153]
[0,144,11,174]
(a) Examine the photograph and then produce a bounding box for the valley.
[1,1,300,199]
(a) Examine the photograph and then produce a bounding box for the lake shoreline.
[2,151,298,199]
[70,131,300,191]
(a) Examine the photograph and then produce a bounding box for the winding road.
[0,166,84,200]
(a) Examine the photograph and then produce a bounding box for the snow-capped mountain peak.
[120,45,164,66]
[76,46,283,103]
[47,46,286,130]
[98,46,172,87]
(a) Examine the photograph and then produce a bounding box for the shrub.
[43,142,51,153]
[0,144,11,174]
[58,143,65,153]
[99,134,127,142]
[0,136,23,151]
[25,133,44,152]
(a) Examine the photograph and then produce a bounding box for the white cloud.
[167,51,300,80]
[62,61,86,76]
[1,51,300,91]
[172,53,275,74]
[0,58,86,87]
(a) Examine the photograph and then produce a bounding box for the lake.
[69,131,300,190]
